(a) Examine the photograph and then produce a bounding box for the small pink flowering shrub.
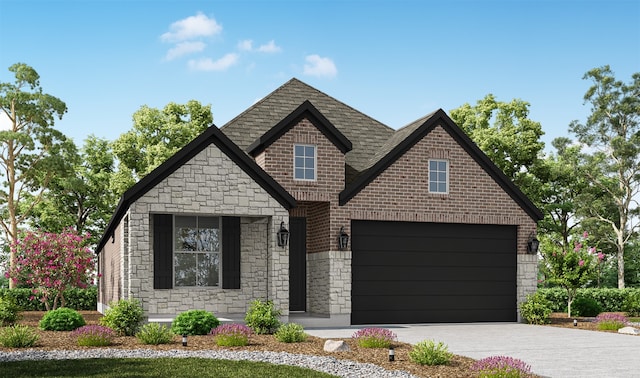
[210,323,252,346]
[471,355,532,377]
[352,327,397,348]
[73,325,115,346]
[595,313,628,331]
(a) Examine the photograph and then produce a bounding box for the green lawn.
[0,357,339,378]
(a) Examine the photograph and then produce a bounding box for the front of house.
[96,79,542,326]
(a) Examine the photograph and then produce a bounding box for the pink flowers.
[352,327,397,348]
[72,325,115,346]
[578,260,585,267]
[210,323,253,346]
[471,355,532,376]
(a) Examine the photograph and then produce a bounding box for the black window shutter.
[222,216,241,289]
[153,214,173,289]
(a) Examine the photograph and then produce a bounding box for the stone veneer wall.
[306,250,351,316]
[517,254,539,320]
[121,144,289,318]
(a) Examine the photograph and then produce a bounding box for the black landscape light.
[182,334,188,347]
[338,226,349,250]
[574,319,578,327]
[277,221,290,248]
[388,346,395,362]
[527,232,540,254]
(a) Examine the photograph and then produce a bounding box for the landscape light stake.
[388,346,395,362]
[182,334,188,346]
[574,319,578,327]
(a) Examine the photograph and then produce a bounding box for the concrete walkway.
[305,323,640,378]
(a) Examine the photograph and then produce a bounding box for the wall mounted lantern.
[527,232,540,254]
[338,226,349,250]
[277,221,290,248]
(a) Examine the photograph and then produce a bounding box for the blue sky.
[1,0,639,151]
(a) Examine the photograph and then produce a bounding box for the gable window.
[429,159,449,194]
[174,216,220,287]
[294,144,316,180]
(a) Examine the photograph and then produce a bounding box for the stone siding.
[117,143,289,318]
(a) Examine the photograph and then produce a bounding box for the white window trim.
[428,159,449,194]
[173,215,222,288]
[293,144,317,181]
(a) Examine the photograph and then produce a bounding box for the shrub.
[571,296,602,317]
[274,323,307,343]
[39,307,85,331]
[244,299,281,334]
[595,313,628,331]
[73,325,115,346]
[536,288,640,313]
[210,323,252,346]
[136,323,174,345]
[0,287,97,311]
[471,355,532,378]
[520,292,552,325]
[409,340,452,366]
[622,290,640,317]
[351,327,397,348]
[0,325,39,348]
[99,298,144,336]
[0,295,21,326]
[171,309,220,336]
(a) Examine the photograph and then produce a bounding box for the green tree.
[25,136,117,245]
[449,94,545,201]
[0,63,71,287]
[569,66,640,289]
[111,100,212,197]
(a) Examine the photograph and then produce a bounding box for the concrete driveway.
[305,323,640,378]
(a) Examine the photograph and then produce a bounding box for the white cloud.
[238,39,253,51]
[165,41,206,61]
[257,40,281,53]
[0,112,11,130]
[303,55,337,78]
[188,53,239,71]
[161,12,222,43]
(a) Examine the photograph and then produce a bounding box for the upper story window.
[174,216,220,287]
[429,159,449,194]
[294,144,316,181]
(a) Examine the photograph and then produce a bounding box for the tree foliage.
[569,65,640,289]
[449,94,545,200]
[5,229,97,310]
[111,100,212,197]
[0,63,72,287]
[25,136,117,245]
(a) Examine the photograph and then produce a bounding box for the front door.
[289,217,306,311]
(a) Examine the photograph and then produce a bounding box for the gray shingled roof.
[220,78,395,183]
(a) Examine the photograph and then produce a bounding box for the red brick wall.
[262,119,536,255]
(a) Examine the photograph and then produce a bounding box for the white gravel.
[0,348,418,378]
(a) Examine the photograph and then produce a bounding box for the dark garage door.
[351,220,517,324]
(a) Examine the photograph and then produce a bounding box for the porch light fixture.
[338,226,349,250]
[182,334,188,347]
[527,232,539,254]
[277,221,290,248]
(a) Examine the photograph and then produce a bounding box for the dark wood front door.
[289,217,306,311]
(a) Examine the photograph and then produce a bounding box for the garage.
[351,220,517,324]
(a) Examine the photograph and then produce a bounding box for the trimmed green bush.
[275,323,307,343]
[0,325,39,348]
[571,296,602,317]
[244,299,281,334]
[136,323,174,345]
[171,310,220,336]
[622,290,640,317]
[537,288,640,312]
[99,298,144,336]
[520,292,552,324]
[409,340,453,366]
[0,295,21,326]
[0,287,97,311]
[39,307,86,331]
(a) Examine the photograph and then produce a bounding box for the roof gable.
[339,109,543,221]
[96,125,296,253]
[247,100,352,156]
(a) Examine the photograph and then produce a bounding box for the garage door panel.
[353,294,514,309]
[352,280,516,296]
[351,220,517,324]
[352,265,515,281]
[353,251,515,267]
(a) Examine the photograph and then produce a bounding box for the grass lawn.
[0,357,338,378]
